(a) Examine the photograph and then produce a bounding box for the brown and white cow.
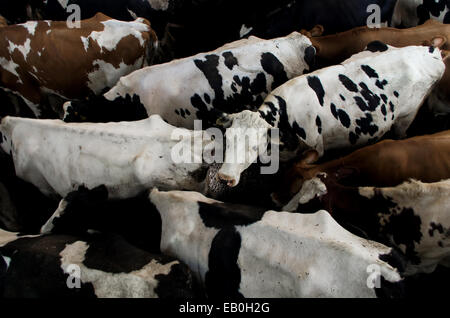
[305,19,450,113]
[273,130,450,205]
[0,12,157,118]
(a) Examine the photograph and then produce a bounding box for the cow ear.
[309,25,324,37]
[300,25,324,38]
[431,36,447,48]
[216,115,232,128]
[298,149,319,166]
[442,50,450,61]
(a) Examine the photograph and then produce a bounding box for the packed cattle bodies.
[273,130,450,204]
[218,44,445,187]
[63,32,316,129]
[283,177,450,276]
[306,19,450,67]
[305,19,450,114]
[149,188,405,298]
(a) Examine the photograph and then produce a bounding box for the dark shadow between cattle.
[44,185,162,254]
[63,93,149,123]
[0,150,58,233]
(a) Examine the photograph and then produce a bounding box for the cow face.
[218,110,273,187]
[272,149,320,205]
[281,175,328,212]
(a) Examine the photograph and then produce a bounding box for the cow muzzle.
[217,163,244,187]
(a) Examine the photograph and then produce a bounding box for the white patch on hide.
[60,241,178,298]
[87,58,144,95]
[8,39,32,61]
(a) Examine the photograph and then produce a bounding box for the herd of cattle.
[1,0,450,298]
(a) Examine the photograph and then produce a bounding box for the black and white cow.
[38,170,282,254]
[283,176,450,276]
[0,229,199,298]
[63,32,316,129]
[149,188,405,298]
[218,43,445,187]
[0,115,215,199]
[391,0,450,27]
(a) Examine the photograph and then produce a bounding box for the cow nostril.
[227,180,236,187]
[217,172,237,187]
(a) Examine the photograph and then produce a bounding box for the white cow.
[0,115,215,199]
[149,189,405,298]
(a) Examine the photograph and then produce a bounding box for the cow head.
[281,174,328,212]
[218,110,273,187]
[271,149,320,205]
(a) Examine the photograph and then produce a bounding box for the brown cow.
[306,19,450,114]
[307,19,450,66]
[0,12,157,118]
[273,130,450,205]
